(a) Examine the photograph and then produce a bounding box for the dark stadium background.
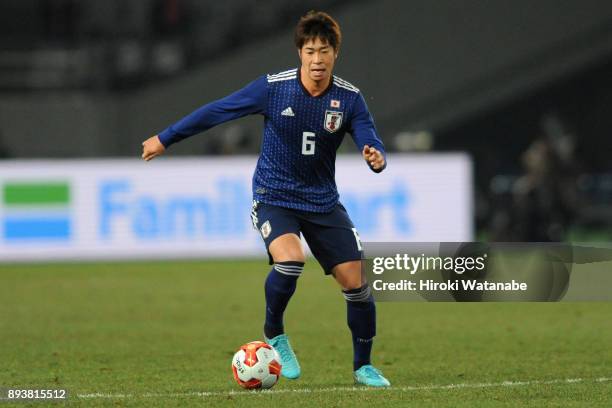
[1,0,612,242]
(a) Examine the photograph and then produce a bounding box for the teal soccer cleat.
[265,334,301,379]
[353,365,391,387]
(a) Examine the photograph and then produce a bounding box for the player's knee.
[340,278,363,291]
[272,251,305,264]
[269,234,305,263]
[332,260,363,290]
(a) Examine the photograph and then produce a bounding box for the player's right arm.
[141,75,268,161]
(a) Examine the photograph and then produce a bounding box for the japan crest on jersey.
[324,110,343,133]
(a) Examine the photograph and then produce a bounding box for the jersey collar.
[297,68,334,99]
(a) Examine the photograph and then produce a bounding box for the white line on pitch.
[76,376,612,399]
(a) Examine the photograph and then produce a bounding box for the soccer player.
[141,11,390,387]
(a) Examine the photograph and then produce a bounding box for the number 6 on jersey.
[302,132,316,155]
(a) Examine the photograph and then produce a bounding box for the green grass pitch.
[1,259,611,407]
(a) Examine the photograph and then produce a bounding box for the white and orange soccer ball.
[231,341,282,389]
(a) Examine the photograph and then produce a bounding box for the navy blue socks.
[343,283,376,371]
[264,261,304,339]
[264,265,376,371]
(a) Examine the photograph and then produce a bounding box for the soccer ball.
[231,341,282,389]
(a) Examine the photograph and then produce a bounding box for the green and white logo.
[2,181,71,241]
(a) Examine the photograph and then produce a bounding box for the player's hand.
[141,135,165,161]
[362,145,385,171]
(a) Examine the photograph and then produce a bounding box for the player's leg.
[331,261,374,372]
[265,233,305,339]
[264,233,304,379]
[251,201,303,379]
[331,261,388,386]
[301,204,390,387]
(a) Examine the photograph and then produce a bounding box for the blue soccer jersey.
[158,68,386,213]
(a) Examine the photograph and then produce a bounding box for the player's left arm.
[348,93,387,173]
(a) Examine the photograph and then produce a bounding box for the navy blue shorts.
[250,201,363,275]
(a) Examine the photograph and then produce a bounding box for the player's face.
[298,37,337,83]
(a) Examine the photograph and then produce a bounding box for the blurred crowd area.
[434,56,612,242]
[0,0,349,90]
